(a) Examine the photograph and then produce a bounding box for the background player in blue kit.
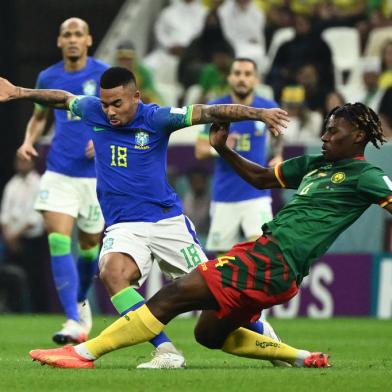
[0,67,289,368]
[196,58,283,255]
[17,18,108,344]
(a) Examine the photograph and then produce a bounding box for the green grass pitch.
[0,315,391,392]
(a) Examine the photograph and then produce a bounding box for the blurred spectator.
[182,168,211,238]
[379,40,392,89]
[197,43,234,103]
[322,90,346,118]
[144,0,207,84]
[280,86,323,145]
[315,0,367,27]
[360,57,384,111]
[178,0,233,90]
[116,41,163,105]
[0,155,49,312]
[218,0,266,70]
[266,13,334,102]
[291,0,319,16]
[295,63,332,112]
[378,86,392,139]
[261,3,293,50]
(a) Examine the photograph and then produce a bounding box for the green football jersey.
[265,154,392,283]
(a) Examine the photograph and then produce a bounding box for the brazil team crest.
[82,80,97,96]
[103,237,114,251]
[135,130,150,150]
[254,121,266,136]
[331,172,346,184]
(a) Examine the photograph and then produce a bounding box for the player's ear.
[57,36,61,48]
[86,34,93,48]
[354,129,366,144]
[133,89,140,101]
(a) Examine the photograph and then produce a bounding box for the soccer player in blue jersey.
[196,58,283,255]
[0,67,289,368]
[16,18,108,344]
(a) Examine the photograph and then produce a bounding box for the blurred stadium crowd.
[1,0,392,314]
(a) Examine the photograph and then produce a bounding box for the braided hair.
[324,102,387,149]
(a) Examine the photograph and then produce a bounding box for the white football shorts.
[34,170,105,234]
[206,196,273,252]
[99,214,208,287]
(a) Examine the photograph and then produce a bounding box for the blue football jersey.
[200,95,277,202]
[36,57,109,177]
[70,97,193,225]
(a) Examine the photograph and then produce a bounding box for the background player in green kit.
[27,101,392,369]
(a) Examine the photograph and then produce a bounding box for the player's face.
[57,21,92,61]
[228,61,258,99]
[321,115,365,161]
[100,84,140,126]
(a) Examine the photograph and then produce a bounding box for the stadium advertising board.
[264,254,373,318]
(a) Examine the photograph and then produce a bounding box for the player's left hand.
[85,139,95,159]
[209,122,230,151]
[260,108,289,136]
[0,77,19,102]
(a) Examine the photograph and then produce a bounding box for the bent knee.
[194,326,224,349]
[99,254,140,290]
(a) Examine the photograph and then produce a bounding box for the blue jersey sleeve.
[145,105,193,133]
[69,95,95,119]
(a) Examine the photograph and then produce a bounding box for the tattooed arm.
[0,77,74,109]
[209,122,281,189]
[191,104,289,136]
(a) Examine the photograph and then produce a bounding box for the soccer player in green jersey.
[28,103,391,370]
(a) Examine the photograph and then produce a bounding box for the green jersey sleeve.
[357,167,392,208]
[275,155,325,189]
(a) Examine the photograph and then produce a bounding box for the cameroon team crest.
[82,80,97,96]
[331,172,346,183]
[135,130,150,150]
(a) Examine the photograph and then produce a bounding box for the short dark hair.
[100,67,137,89]
[232,57,258,72]
[324,102,386,149]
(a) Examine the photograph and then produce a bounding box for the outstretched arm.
[0,77,74,109]
[209,122,281,189]
[192,104,289,136]
[17,107,49,160]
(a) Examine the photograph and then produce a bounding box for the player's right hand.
[17,143,38,160]
[209,122,230,151]
[0,77,19,102]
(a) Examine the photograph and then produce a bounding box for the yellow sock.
[85,305,164,358]
[222,327,303,365]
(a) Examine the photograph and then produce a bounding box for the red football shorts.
[197,236,298,325]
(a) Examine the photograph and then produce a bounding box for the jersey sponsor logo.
[331,172,346,184]
[383,176,392,191]
[93,126,106,132]
[135,130,150,150]
[82,80,97,96]
[170,107,187,115]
